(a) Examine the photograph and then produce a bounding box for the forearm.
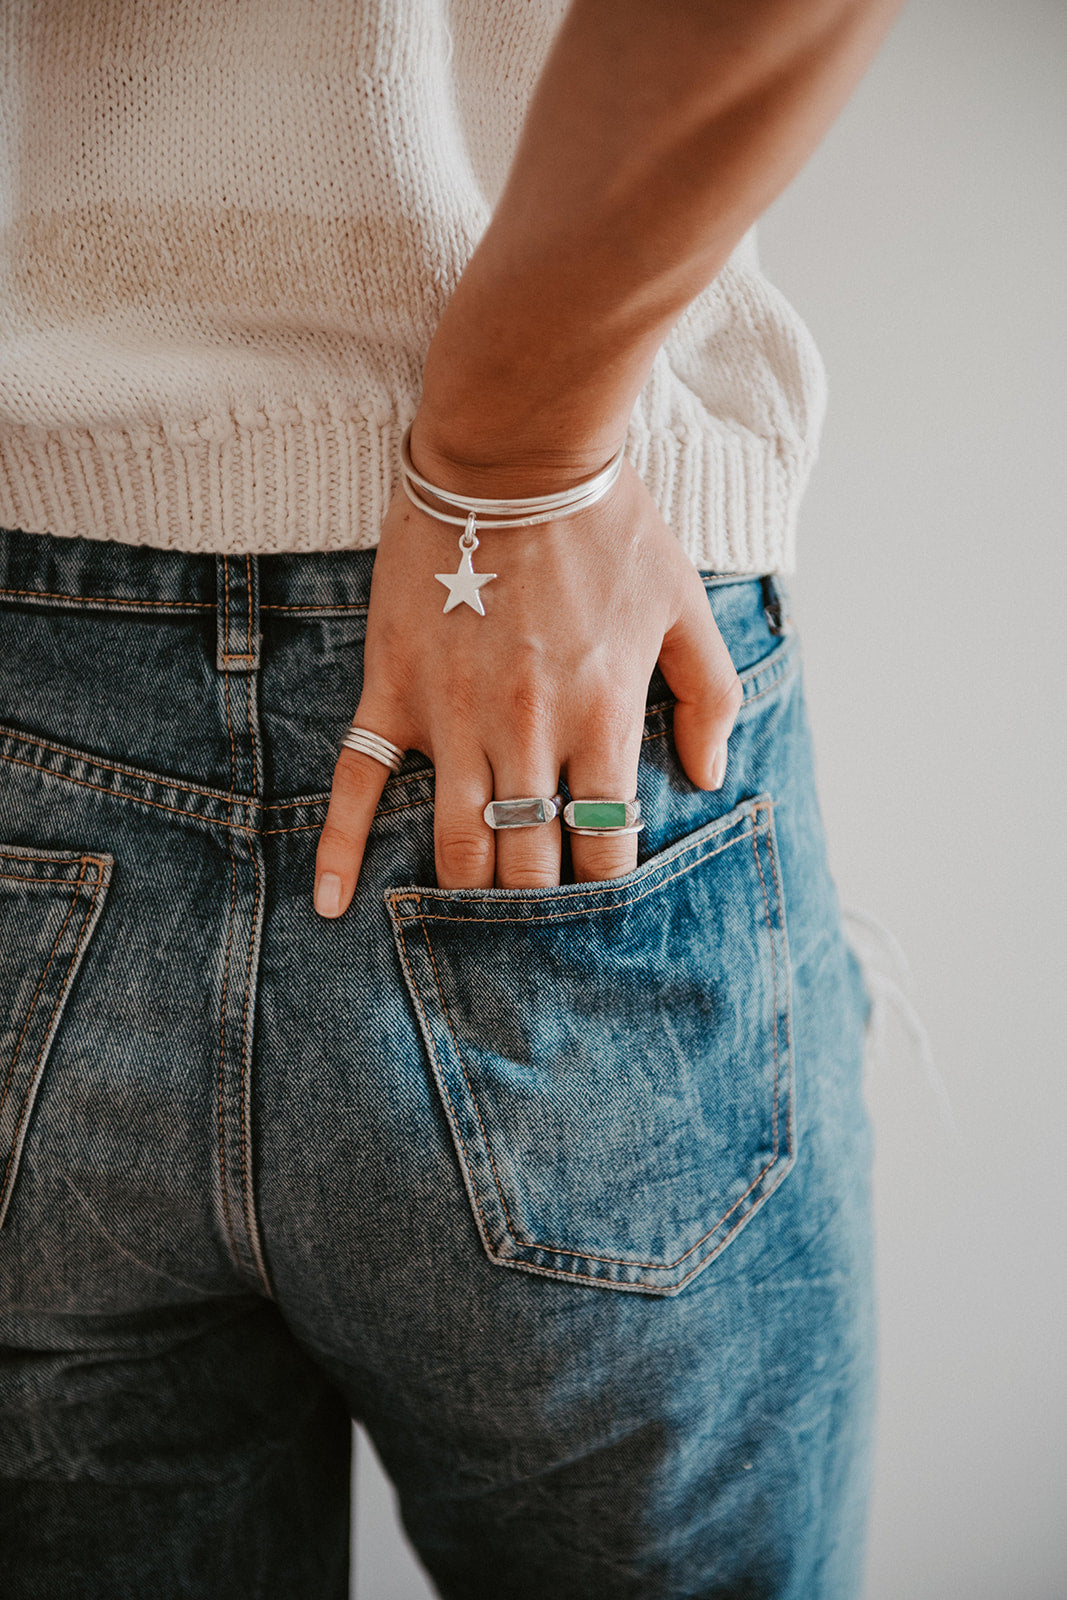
[415,0,904,488]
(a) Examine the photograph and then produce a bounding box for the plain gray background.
[349,2,1067,1595]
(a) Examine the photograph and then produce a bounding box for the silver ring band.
[340,725,405,774]
[483,794,563,830]
[563,798,643,836]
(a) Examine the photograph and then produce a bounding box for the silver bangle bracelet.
[399,426,626,528]
[398,424,628,616]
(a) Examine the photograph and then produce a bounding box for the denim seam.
[0,727,250,806]
[260,602,368,614]
[238,659,255,1255]
[391,819,763,923]
[261,795,431,833]
[238,650,272,1297]
[0,749,256,833]
[0,727,427,822]
[751,819,782,1160]
[0,871,93,884]
[0,850,99,870]
[0,652,795,831]
[217,650,243,1269]
[736,664,799,709]
[0,863,104,1210]
[391,919,499,1258]
[0,859,89,1127]
[485,1168,789,1293]
[0,586,214,609]
[403,802,787,1274]
[264,765,431,806]
[0,741,420,835]
[237,831,268,1294]
[421,930,530,1258]
[0,587,364,615]
[763,815,796,1156]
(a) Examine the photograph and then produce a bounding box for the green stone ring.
[563,798,644,837]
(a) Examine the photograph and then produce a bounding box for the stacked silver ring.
[340,724,405,774]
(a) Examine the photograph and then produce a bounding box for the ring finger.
[564,730,643,885]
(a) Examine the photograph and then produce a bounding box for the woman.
[0,2,902,1595]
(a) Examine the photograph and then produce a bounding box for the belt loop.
[760,574,786,637]
[216,555,261,673]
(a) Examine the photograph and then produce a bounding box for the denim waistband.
[0,525,784,606]
[0,526,790,678]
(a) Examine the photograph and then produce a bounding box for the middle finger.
[489,753,563,889]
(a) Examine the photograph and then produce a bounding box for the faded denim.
[0,527,875,1599]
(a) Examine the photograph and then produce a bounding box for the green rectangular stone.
[571,801,627,830]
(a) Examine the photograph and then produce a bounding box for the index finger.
[314,739,394,917]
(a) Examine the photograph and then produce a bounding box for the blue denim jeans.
[0,527,875,1599]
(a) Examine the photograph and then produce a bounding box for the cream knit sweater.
[0,0,828,573]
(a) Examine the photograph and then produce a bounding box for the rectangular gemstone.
[570,801,627,829]
[494,798,548,827]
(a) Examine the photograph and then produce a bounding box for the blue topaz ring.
[483,794,563,830]
[563,798,644,837]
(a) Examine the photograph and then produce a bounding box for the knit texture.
[0,0,828,573]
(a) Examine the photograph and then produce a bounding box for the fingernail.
[314,871,342,918]
[710,744,728,790]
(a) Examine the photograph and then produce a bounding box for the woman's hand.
[313,456,742,914]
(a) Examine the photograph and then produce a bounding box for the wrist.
[407,413,627,505]
[411,248,651,499]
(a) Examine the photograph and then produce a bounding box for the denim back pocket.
[386,794,794,1295]
[0,844,112,1228]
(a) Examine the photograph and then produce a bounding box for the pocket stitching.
[751,819,784,1165]
[400,805,792,1275]
[0,859,89,1127]
[389,807,768,923]
[392,916,502,1260]
[0,861,107,1210]
[762,807,796,1157]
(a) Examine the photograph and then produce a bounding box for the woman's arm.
[313,0,905,914]
[414,0,906,488]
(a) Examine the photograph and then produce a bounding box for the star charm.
[435,547,497,615]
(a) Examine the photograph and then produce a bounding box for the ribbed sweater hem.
[0,409,806,574]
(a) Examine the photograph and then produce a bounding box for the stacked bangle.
[398,425,626,616]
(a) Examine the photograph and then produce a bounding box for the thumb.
[657,587,743,791]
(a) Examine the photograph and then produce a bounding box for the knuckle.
[437,827,493,880]
[504,674,553,734]
[499,861,558,891]
[721,673,744,713]
[573,841,638,883]
[440,667,480,723]
[333,750,377,792]
[581,683,636,747]
[316,819,363,857]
